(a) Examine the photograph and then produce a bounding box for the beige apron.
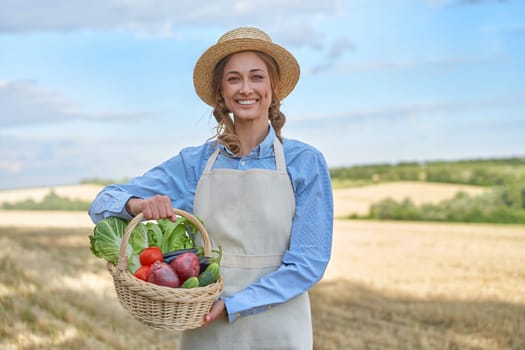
[180,138,312,350]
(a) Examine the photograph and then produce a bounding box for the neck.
[235,120,269,156]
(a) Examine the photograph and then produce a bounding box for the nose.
[239,79,253,95]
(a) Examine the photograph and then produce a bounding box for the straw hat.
[193,27,300,107]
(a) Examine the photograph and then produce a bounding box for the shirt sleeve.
[88,145,206,224]
[221,144,334,322]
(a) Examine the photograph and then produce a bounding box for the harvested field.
[1,182,523,349]
[0,185,103,205]
[317,220,525,350]
[333,181,486,218]
[1,221,524,349]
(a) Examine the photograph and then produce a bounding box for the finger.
[152,195,167,217]
[150,204,160,219]
[162,197,173,217]
[204,300,225,324]
[142,204,152,219]
[143,201,160,220]
[159,196,177,221]
[204,311,215,324]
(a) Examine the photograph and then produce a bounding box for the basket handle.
[117,208,212,272]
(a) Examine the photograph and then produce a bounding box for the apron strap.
[203,148,221,173]
[273,139,287,175]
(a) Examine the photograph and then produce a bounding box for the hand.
[204,299,226,325]
[126,195,178,221]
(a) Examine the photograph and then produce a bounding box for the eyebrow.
[225,68,265,75]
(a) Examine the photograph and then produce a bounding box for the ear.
[213,88,224,106]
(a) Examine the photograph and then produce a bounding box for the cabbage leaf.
[89,216,149,272]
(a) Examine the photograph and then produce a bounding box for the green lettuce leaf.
[128,222,149,273]
[145,221,163,248]
[129,222,148,253]
[158,217,194,253]
[128,254,142,274]
[89,216,150,272]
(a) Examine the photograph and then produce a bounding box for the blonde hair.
[211,51,286,155]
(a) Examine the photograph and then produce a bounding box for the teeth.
[238,99,257,105]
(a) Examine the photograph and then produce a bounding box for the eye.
[252,74,264,81]
[226,76,239,82]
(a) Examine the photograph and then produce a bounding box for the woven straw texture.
[107,208,223,331]
[193,27,300,106]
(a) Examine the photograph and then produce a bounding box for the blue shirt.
[88,126,334,322]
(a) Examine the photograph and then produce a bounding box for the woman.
[89,27,333,349]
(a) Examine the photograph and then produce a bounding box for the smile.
[237,99,258,105]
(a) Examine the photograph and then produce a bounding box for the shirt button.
[240,160,246,166]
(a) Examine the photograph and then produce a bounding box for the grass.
[1,222,524,349]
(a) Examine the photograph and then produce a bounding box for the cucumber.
[198,262,219,287]
[181,276,199,289]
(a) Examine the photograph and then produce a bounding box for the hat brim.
[193,38,300,107]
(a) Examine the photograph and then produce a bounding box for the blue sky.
[0,0,523,189]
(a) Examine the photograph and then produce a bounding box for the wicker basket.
[107,208,223,331]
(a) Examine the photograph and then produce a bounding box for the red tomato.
[134,265,152,281]
[139,246,163,266]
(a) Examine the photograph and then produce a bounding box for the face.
[221,51,273,123]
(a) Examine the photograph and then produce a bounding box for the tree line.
[330,157,525,186]
[3,157,525,224]
[1,190,90,211]
[333,157,525,224]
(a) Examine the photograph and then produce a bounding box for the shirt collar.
[218,124,276,159]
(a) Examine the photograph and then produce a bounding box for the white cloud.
[0,0,342,46]
[320,54,508,74]
[426,0,509,6]
[289,92,525,123]
[0,160,23,174]
[0,80,148,127]
[455,0,509,5]
[0,134,97,188]
[0,129,207,189]
[328,37,356,59]
[307,36,356,74]
[270,21,326,50]
[481,23,525,35]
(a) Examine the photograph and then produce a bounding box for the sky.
[0,0,524,189]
